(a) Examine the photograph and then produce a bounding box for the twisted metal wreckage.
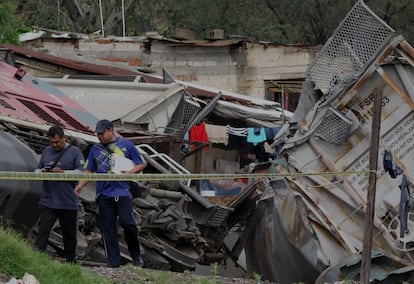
[2,0,414,283]
[0,60,254,273]
[244,1,414,283]
[0,62,257,272]
[0,20,286,283]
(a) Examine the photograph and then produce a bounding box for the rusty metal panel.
[245,189,321,283]
[278,62,414,273]
[248,1,414,283]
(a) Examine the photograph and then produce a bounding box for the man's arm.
[124,163,146,174]
[74,169,92,196]
[35,150,47,172]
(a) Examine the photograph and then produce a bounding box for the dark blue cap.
[95,119,113,134]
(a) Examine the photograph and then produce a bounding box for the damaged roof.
[0,43,284,109]
[0,61,97,144]
[0,43,141,76]
[0,43,291,130]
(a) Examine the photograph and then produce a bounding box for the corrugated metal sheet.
[42,77,186,132]
[1,43,140,76]
[0,61,96,139]
[1,43,282,108]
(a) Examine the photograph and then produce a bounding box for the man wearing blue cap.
[75,119,146,268]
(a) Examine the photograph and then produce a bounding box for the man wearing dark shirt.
[34,125,85,263]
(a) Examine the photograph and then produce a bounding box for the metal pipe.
[99,0,104,37]
[149,188,182,199]
[121,0,126,37]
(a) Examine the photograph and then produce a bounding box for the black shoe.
[133,256,144,267]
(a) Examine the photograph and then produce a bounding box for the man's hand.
[74,184,83,196]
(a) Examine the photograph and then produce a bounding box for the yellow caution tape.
[0,170,373,181]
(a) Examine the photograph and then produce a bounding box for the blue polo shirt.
[85,137,144,198]
[37,144,85,210]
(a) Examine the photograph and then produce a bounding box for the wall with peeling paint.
[20,35,320,101]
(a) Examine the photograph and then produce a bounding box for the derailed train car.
[0,60,97,235]
[0,58,253,273]
[242,1,414,283]
[6,0,414,282]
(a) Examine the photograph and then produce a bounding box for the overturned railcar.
[0,132,42,234]
[0,61,243,273]
[0,60,96,236]
[244,1,414,283]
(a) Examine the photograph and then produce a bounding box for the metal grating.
[306,0,395,99]
[180,91,222,136]
[176,93,202,135]
[47,106,91,132]
[206,206,232,227]
[1,122,50,154]
[315,107,353,145]
[165,91,201,135]
[18,99,61,125]
[0,98,15,110]
[224,228,244,260]
[182,94,201,124]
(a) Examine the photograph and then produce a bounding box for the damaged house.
[16,25,320,108]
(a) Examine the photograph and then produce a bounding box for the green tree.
[366,0,414,45]
[0,1,27,44]
[262,0,355,44]
[9,0,414,46]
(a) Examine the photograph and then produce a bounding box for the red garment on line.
[189,123,209,151]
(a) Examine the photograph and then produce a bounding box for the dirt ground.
[0,263,276,284]
[0,272,9,283]
[82,265,276,284]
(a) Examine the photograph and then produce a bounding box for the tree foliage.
[0,2,27,44]
[366,0,414,45]
[2,0,414,45]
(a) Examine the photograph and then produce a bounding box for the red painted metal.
[0,61,94,134]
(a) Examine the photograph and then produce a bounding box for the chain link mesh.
[306,0,395,99]
[315,107,353,144]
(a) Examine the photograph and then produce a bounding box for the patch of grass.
[0,228,111,284]
[0,228,229,284]
[252,271,262,283]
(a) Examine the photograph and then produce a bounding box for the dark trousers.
[96,196,141,267]
[35,206,78,262]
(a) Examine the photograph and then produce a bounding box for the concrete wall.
[146,41,242,93]
[146,40,319,99]
[21,37,320,100]
[244,43,318,98]
[23,38,145,71]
